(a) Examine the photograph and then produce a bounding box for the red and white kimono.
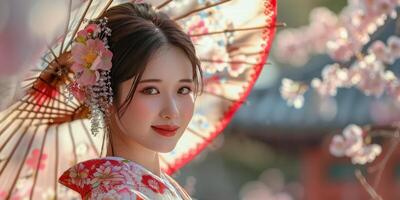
[58,156,191,200]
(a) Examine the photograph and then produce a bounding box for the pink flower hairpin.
[67,17,114,136]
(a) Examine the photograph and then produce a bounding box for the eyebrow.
[139,79,193,83]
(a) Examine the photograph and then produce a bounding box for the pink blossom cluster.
[311,63,351,97]
[311,36,400,99]
[275,7,338,66]
[329,124,382,165]
[281,38,400,109]
[328,0,398,62]
[275,1,399,65]
[71,23,112,86]
[280,78,308,109]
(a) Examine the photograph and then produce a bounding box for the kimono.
[58,156,192,200]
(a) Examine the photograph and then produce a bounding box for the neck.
[106,113,161,177]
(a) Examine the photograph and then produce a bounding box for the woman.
[58,2,203,199]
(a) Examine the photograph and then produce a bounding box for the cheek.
[181,96,195,122]
[121,97,161,127]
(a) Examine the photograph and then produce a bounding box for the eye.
[179,86,192,95]
[141,87,159,95]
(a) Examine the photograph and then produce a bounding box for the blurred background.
[175,1,400,200]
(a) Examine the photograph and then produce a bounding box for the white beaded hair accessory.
[66,17,113,136]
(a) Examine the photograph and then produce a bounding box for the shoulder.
[163,173,192,200]
[58,157,142,199]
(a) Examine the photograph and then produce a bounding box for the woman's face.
[113,44,195,153]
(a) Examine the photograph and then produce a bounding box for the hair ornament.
[66,17,113,136]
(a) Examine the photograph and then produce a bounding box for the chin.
[157,144,177,153]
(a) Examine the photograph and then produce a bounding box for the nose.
[160,95,179,120]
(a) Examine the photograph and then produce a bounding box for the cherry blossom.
[91,186,138,200]
[329,124,364,157]
[326,0,397,62]
[311,63,350,97]
[351,56,388,97]
[368,40,394,64]
[71,38,113,86]
[275,1,399,198]
[275,7,338,66]
[280,78,307,109]
[68,163,90,188]
[387,35,400,57]
[91,161,125,188]
[141,175,166,194]
[274,29,311,66]
[329,124,382,164]
[276,1,399,65]
[351,144,382,164]
[386,76,400,101]
[25,148,47,171]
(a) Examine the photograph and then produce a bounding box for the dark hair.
[99,2,204,118]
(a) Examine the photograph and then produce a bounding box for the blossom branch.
[355,169,383,200]
[368,130,400,188]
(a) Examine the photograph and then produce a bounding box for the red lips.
[151,125,180,137]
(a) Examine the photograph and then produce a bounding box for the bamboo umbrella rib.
[60,0,73,54]
[0,101,25,125]
[173,0,232,21]
[0,96,38,138]
[6,124,41,199]
[37,77,81,108]
[203,90,246,103]
[29,125,51,199]
[87,0,104,20]
[95,0,114,19]
[16,117,65,120]
[28,93,57,198]
[41,57,52,65]
[0,124,28,174]
[0,93,48,176]
[156,0,173,10]
[54,124,60,199]
[23,76,40,82]
[47,47,62,67]
[0,92,50,196]
[15,109,71,117]
[64,0,94,53]
[30,87,76,110]
[200,59,259,65]
[18,101,74,113]
[230,51,264,56]
[54,91,63,199]
[189,25,274,37]
[186,127,208,141]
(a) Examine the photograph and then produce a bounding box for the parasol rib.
[156,0,173,10]
[60,0,73,54]
[29,125,52,199]
[64,0,94,54]
[173,0,232,21]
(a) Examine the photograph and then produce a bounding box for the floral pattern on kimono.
[58,156,191,200]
